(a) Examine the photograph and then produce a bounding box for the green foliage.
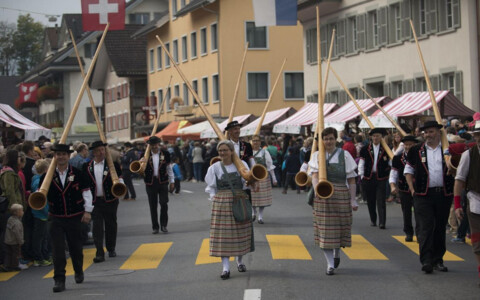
[12,14,44,76]
[0,21,16,76]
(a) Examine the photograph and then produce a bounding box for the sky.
[0,0,82,27]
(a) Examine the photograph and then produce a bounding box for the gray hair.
[216,140,234,152]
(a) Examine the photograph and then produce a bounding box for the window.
[84,44,96,59]
[157,46,162,70]
[118,111,124,129]
[392,81,403,99]
[86,107,101,123]
[149,48,154,72]
[246,22,267,49]
[441,72,464,103]
[166,87,172,111]
[446,0,454,28]
[200,27,207,55]
[191,32,197,58]
[284,72,304,99]
[202,77,209,103]
[388,4,402,43]
[129,13,150,24]
[346,17,357,54]
[349,88,359,100]
[439,0,460,32]
[174,84,180,97]
[367,10,379,49]
[180,0,186,9]
[173,39,179,63]
[112,113,117,131]
[306,28,317,63]
[158,89,164,113]
[183,83,189,105]
[164,42,170,67]
[247,72,269,100]
[181,36,188,62]
[123,112,129,128]
[212,74,219,102]
[172,0,177,17]
[211,23,218,51]
[192,79,198,105]
[415,77,427,92]
[419,0,427,35]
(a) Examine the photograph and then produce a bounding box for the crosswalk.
[0,234,474,282]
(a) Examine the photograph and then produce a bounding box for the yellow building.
[140,0,305,126]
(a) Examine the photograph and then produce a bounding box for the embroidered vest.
[326,148,347,185]
[360,143,391,180]
[144,150,170,185]
[392,151,409,192]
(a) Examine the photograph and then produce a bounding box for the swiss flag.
[81,0,125,31]
[19,83,38,104]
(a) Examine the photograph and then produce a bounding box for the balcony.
[131,95,148,109]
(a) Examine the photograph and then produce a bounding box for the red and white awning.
[240,107,295,137]
[273,103,338,134]
[324,97,387,123]
[372,91,475,117]
[200,114,253,139]
[0,104,51,140]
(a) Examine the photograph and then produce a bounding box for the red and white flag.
[81,0,125,31]
[19,83,38,104]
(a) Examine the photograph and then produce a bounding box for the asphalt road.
[1,179,479,300]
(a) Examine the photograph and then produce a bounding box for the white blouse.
[205,160,250,200]
[308,149,358,180]
[253,148,275,171]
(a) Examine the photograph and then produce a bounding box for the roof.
[44,27,60,51]
[372,91,476,117]
[273,103,338,134]
[0,76,20,106]
[324,97,388,123]
[104,25,147,76]
[63,14,85,42]
[200,114,254,139]
[175,0,216,18]
[240,107,296,137]
[131,11,169,38]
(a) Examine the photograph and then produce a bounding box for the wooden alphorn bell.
[156,35,267,183]
[69,29,126,198]
[129,76,173,175]
[329,66,394,160]
[29,24,110,210]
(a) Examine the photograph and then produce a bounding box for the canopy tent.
[0,104,51,141]
[152,120,196,143]
[273,103,338,134]
[200,114,254,139]
[177,120,218,134]
[372,91,475,117]
[358,115,399,129]
[240,107,296,137]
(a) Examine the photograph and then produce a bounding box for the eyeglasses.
[252,140,260,142]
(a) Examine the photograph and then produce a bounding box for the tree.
[12,14,44,76]
[0,21,16,76]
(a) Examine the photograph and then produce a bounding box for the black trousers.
[174,179,181,193]
[49,215,84,282]
[414,189,452,266]
[22,206,34,260]
[32,218,48,261]
[146,182,169,230]
[123,170,136,199]
[400,191,418,236]
[363,176,387,226]
[92,198,118,257]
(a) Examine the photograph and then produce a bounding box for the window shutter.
[306,28,312,64]
[426,0,437,33]
[366,13,374,49]
[383,82,391,97]
[320,25,328,59]
[339,91,347,105]
[356,14,366,51]
[346,18,354,54]
[307,28,318,64]
[388,6,396,44]
[452,0,460,28]
[411,0,420,36]
[337,19,346,56]
[430,74,440,91]
[401,0,412,40]
[438,0,447,31]
[378,7,388,46]
[403,79,414,92]
[415,79,423,92]
[454,71,463,102]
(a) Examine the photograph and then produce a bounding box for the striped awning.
[0,104,51,141]
[240,107,296,137]
[272,103,338,134]
[324,97,388,124]
[372,91,475,117]
[200,114,253,139]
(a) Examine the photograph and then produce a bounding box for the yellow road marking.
[44,248,97,278]
[466,238,472,246]
[195,238,234,265]
[0,270,20,282]
[392,236,464,261]
[120,243,172,270]
[266,235,312,260]
[342,235,388,260]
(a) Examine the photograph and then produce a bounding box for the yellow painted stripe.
[342,235,388,260]
[266,235,312,260]
[120,243,172,270]
[44,248,97,278]
[0,270,20,282]
[466,238,472,246]
[392,236,464,261]
[195,238,234,265]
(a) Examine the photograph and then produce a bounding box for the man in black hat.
[121,142,137,201]
[83,141,123,263]
[405,120,454,274]
[41,143,93,292]
[389,135,419,242]
[358,128,391,229]
[225,121,255,168]
[142,136,174,234]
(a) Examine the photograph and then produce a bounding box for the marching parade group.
[0,113,480,292]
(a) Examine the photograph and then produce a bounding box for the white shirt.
[404,143,443,187]
[205,161,249,200]
[94,160,105,196]
[358,143,381,177]
[56,166,93,213]
[308,149,357,185]
[152,152,160,177]
[455,146,480,207]
[56,167,68,188]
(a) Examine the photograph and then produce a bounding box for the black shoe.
[93,256,105,263]
[161,226,168,233]
[220,270,230,280]
[258,219,264,224]
[237,264,247,272]
[422,264,433,274]
[405,235,413,242]
[379,224,386,229]
[152,229,159,234]
[326,267,334,275]
[75,273,84,284]
[252,215,256,222]
[370,222,377,227]
[108,251,116,258]
[433,263,448,272]
[334,257,340,269]
[53,280,65,293]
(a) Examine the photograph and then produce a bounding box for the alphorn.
[129,76,173,174]
[409,20,450,159]
[29,24,110,210]
[70,29,127,198]
[156,35,267,183]
[329,66,394,160]
[359,85,408,137]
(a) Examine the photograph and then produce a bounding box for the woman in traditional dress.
[309,127,358,275]
[250,135,277,224]
[205,140,255,280]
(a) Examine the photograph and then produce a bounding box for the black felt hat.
[124,142,133,148]
[401,135,419,143]
[225,120,242,131]
[51,143,74,153]
[369,128,387,136]
[420,120,443,131]
[89,140,108,150]
[147,136,162,145]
